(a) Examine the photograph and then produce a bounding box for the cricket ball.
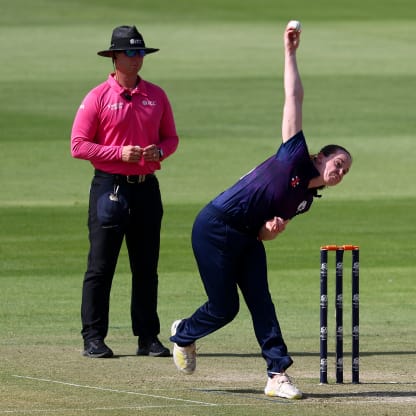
[288,20,302,32]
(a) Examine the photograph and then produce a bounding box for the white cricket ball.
[288,20,302,32]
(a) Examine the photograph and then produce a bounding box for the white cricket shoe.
[171,320,196,375]
[264,372,303,399]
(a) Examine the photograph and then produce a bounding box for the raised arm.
[281,21,304,143]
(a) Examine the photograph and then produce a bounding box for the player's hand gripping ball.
[288,20,302,32]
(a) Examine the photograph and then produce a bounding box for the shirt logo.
[291,176,300,188]
[107,102,124,110]
[142,99,157,106]
[296,200,307,213]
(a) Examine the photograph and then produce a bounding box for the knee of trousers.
[209,302,239,325]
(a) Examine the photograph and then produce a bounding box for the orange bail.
[320,245,339,251]
[320,244,359,251]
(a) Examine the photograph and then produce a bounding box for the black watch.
[158,148,164,159]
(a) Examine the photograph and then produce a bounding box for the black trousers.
[81,170,163,344]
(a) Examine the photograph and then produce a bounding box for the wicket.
[320,244,360,384]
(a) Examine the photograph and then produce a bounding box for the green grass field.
[1,0,415,415]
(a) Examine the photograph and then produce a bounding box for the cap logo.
[130,38,143,45]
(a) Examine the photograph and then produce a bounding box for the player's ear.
[315,152,324,164]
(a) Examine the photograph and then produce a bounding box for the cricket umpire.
[71,25,179,358]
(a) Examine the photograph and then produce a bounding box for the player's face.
[114,51,144,75]
[321,151,352,187]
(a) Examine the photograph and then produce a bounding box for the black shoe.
[136,337,170,357]
[83,339,114,358]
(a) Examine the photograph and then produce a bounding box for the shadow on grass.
[111,350,415,359]
[196,351,416,357]
[306,390,416,399]
[297,351,416,357]
[195,387,416,402]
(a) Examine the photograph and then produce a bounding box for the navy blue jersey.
[211,131,320,235]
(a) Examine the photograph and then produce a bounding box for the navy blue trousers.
[170,204,293,376]
[81,171,163,344]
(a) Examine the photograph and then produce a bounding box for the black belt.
[95,169,155,184]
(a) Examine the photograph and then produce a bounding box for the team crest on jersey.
[296,200,307,213]
[291,176,300,188]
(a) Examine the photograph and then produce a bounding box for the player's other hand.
[258,217,289,241]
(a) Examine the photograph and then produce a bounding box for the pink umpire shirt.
[71,74,179,175]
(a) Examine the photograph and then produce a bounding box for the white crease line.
[12,375,216,407]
